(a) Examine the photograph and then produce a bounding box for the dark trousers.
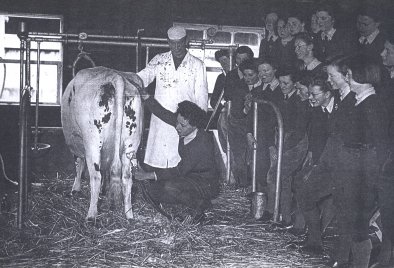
[227,115,249,187]
[267,135,307,220]
[150,167,219,213]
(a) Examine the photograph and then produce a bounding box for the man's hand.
[243,93,253,114]
[246,133,257,150]
[137,85,150,101]
[269,146,278,161]
[301,151,313,170]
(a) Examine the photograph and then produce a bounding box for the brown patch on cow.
[99,83,115,112]
[102,112,111,124]
[94,163,100,171]
[93,119,102,133]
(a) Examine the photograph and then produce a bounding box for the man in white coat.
[137,25,208,172]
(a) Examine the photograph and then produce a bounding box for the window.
[0,13,63,105]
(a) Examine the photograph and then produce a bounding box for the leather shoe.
[256,211,273,222]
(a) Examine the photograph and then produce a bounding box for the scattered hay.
[0,171,332,267]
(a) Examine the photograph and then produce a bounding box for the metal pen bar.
[29,32,168,42]
[253,99,283,223]
[252,102,258,192]
[205,89,224,131]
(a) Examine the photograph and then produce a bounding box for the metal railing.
[252,99,283,223]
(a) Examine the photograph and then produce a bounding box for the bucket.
[251,192,266,220]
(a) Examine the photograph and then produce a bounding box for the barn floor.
[0,130,378,267]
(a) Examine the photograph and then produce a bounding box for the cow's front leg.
[85,150,102,222]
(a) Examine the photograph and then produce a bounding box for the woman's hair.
[294,32,314,46]
[235,46,254,59]
[215,49,229,62]
[239,58,259,73]
[255,57,278,71]
[177,101,207,129]
[310,75,332,93]
[337,54,381,85]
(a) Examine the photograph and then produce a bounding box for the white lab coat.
[137,51,208,168]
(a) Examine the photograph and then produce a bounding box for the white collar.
[183,128,198,145]
[284,89,297,99]
[263,78,279,91]
[306,58,321,71]
[248,80,262,90]
[339,84,351,101]
[359,29,380,45]
[237,68,243,79]
[322,96,335,113]
[355,86,376,106]
[321,28,336,41]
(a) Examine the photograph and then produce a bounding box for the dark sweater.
[224,69,249,119]
[144,97,219,181]
[277,93,309,151]
[314,28,358,63]
[259,34,281,64]
[357,31,386,63]
[355,94,389,163]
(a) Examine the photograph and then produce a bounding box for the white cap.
[167,26,186,40]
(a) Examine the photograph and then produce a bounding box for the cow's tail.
[108,75,125,208]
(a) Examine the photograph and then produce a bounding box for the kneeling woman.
[138,96,219,223]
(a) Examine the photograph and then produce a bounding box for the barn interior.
[0,0,393,267]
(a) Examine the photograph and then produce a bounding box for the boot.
[351,239,372,268]
[303,208,322,247]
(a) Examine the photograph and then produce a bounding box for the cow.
[61,66,144,222]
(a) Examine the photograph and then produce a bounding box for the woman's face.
[310,14,320,34]
[316,11,334,33]
[242,69,259,85]
[308,85,329,107]
[287,17,304,36]
[279,75,295,95]
[327,65,347,90]
[295,39,310,60]
[295,82,309,101]
[258,63,276,84]
[277,19,291,39]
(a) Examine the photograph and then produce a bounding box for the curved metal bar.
[253,99,284,223]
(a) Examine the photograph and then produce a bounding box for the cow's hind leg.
[84,148,102,222]
[122,149,135,221]
[71,156,85,195]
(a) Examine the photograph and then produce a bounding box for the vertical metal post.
[17,21,29,229]
[34,42,41,149]
[252,102,258,192]
[225,48,235,184]
[145,46,150,66]
[135,29,144,72]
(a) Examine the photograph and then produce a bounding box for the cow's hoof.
[86,217,101,227]
[127,218,135,225]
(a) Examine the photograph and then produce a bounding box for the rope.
[72,43,96,77]
[0,152,18,186]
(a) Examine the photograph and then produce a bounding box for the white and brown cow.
[61,66,144,222]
